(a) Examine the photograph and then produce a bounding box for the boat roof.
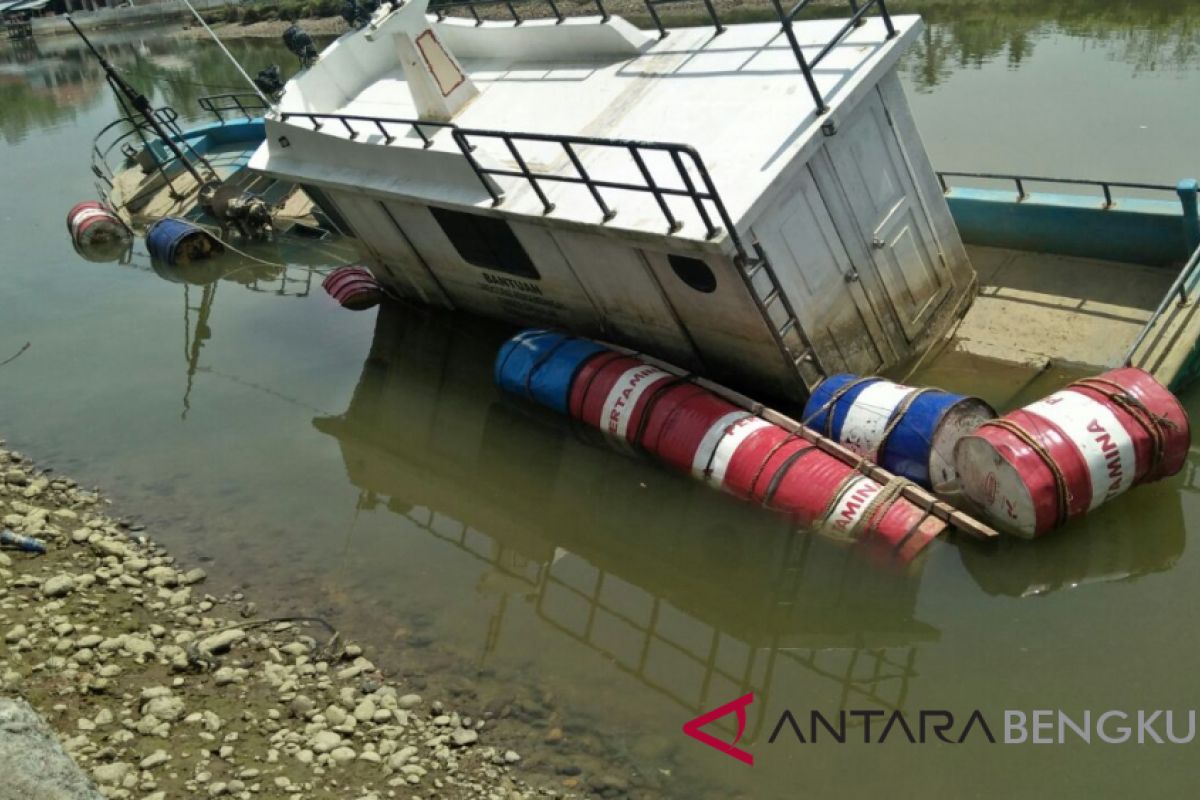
[266,11,922,253]
[0,0,49,12]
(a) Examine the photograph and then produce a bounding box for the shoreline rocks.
[0,443,556,800]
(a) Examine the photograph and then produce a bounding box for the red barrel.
[954,367,1190,538]
[66,201,129,248]
[322,266,383,310]
[559,347,948,563]
[735,433,942,562]
[568,354,677,445]
[635,383,746,474]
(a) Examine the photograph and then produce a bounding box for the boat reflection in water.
[959,477,1187,598]
[312,302,1192,753]
[314,302,945,745]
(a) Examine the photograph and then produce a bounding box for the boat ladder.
[742,243,825,389]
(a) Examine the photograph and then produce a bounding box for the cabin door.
[824,88,951,341]
[752,166,890,376]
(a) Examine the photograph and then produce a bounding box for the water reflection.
[960,471,1189,598]
[304,300,1199,759]
[0,28,314,143]
[307,302,946,761]
[890,0,1200,91]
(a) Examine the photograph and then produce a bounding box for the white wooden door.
[752,166,890,376]
[825,89,950,341]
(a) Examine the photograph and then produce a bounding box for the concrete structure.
[251,1,975,402]
[0,698,103,800]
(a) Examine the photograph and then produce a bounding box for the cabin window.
[430,207,540,279]
[668,254,717,293]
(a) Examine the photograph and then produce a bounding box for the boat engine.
[199,184,274,241]
[253,64,285,100]
[343,0,381,27]
[282,24,317,68]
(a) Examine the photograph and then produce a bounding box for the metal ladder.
[742,243,826,389]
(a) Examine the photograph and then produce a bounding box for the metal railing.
[937,171,1177,208]
[452,128,746,257]
[198,93,270,124]
[276,111,746,258]
[278,111,457,148]
[642,0,724,37]
[429,0,896,115]
[91,106,182,186]
[771,0,896,114]
[430,0,609,25]
[1124,242,1200,366]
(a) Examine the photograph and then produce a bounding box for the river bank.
[0,441,607,800]
[176,0,809,39]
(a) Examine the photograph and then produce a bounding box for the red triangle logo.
[682,693,755,766]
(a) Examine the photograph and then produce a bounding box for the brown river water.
[2,2,1200,796]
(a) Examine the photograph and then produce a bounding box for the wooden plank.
[608,344,1000,541]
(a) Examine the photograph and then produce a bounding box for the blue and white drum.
[803,374,996,490]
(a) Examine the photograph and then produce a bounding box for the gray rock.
[309,730,341,753]
[181,568,207,585]
[142,696,185,722]
[198,629,246,655]
[42,574,76,598]
[0,698,104,799]
[397,694,422,710]
[450,728,479,747]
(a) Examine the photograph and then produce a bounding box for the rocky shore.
[0,442,564,800]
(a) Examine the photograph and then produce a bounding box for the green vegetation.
[202,0,345,26]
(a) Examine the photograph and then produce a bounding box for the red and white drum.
[322,266,383,310]
[560,347,949,563]
[66,201,129,248]
[954,367,1190,537]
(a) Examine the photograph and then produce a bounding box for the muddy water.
[2,4,1200,797]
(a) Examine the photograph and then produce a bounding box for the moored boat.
[243,0,1200,403]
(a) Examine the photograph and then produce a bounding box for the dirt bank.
[0,441,572,800]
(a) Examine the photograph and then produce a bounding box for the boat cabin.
[250,0,975,402]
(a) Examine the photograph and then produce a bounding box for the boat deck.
[950,245,1174,371]
[274,13,922,239]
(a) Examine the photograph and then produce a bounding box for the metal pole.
[66,15,211,187]
[176,0,272,106]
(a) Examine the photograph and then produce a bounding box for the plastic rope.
[760,445,821,510]
[978,417,1072,528]
[857,475,910,539]
[874,387,935,460]
[1072,377,1178,476]
[630,375,691,450]
[801,376,880,437]
[746,432,801,499]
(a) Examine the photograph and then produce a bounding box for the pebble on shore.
[0,443,556,800]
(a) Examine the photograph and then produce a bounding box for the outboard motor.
[253,64,285,100]
[282,24,317,68]
[342,0,379,28]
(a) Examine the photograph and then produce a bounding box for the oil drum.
[804,374,995,489]
[954,367,1189,537]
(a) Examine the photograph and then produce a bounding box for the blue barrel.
[495,329,608,413]
[146,218,223,265]
[803,374,995,489]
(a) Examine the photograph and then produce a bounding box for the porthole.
[668,254,716,293]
